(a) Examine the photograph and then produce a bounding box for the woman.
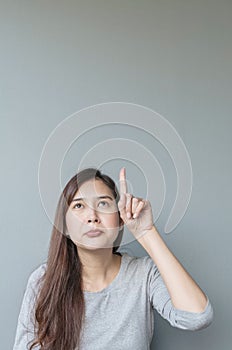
[13,167,213,350]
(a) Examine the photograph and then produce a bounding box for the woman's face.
[65,179,123,249]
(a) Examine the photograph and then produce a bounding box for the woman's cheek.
[66,212,81,237]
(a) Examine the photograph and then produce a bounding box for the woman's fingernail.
[127,212,131,218]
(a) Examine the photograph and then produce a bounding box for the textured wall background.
[1,1,231,349]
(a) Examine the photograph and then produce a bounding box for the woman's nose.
[86,206,101,223]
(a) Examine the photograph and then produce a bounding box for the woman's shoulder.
[120,251,157,273]
[27,261,47,290]
[120,250,154,263]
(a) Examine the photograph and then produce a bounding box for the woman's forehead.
[75,179,113,198]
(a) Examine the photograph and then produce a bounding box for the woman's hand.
[118,167,154,239]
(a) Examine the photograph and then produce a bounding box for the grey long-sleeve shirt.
[13,252,213,350]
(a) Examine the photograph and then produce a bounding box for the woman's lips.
[85,230,103,237]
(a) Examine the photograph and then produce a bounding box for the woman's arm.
[13,264,46,350]
[118,167,213,317]
[138,225,207,313]
[144,253,213,331]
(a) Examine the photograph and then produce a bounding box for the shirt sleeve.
[13,265,46,350]
[144,255,214,331]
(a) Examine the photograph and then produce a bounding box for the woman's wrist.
[137,225,160,246]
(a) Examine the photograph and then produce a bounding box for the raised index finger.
[119,167,127,195]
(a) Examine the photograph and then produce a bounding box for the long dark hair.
[29,168,124,350]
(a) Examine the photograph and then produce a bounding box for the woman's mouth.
[85,230,103,237]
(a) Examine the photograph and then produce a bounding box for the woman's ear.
[65,230,71,239]
[119,217,124,230]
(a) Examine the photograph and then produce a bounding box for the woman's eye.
[74,203,83,209]
[99,201,109,207]
[73,201,110,210]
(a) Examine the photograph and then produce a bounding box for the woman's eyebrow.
[72,195,114,202]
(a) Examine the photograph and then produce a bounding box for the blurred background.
[1,0,231,349]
